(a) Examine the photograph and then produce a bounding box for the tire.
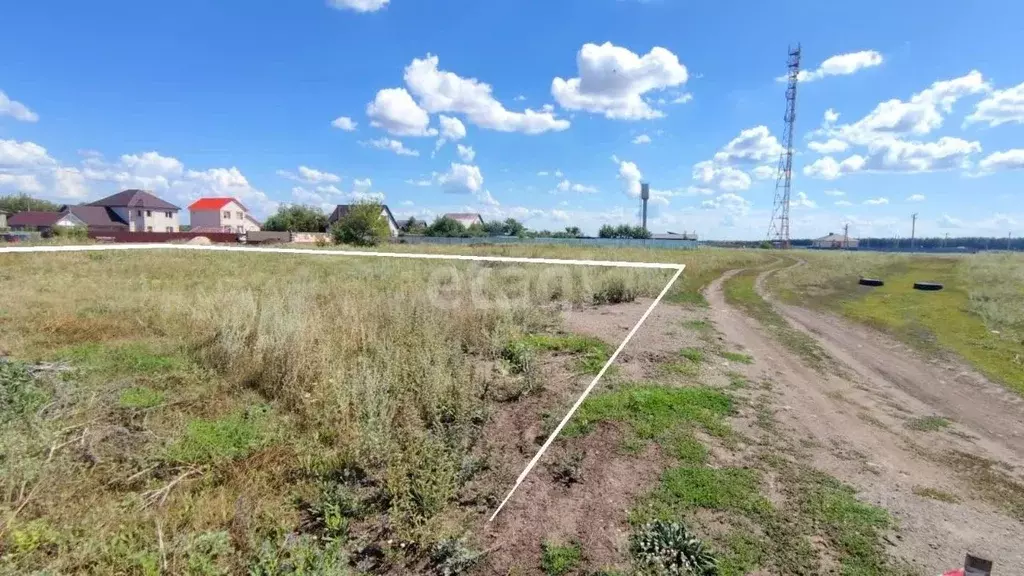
[913,282,944,291]
[859,278,884,287]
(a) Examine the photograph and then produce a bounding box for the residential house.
[88,189,181,232]
[188,197,262,233]
[60,205,129,232]
[0,210,8,230]
[328,204,400,237]
[444,213,485,228]
[8,211,86,232]
[812,232,858,249]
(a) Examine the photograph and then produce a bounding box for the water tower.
[640,182,650,233]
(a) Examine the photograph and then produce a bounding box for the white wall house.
[188,198,261,233]
[444,213,485,228]
[88,190,181,232]
[328,204,400,237]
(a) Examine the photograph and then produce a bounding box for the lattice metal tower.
[768,45,801,248]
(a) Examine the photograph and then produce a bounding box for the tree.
[401,217,427,234]
[263,204,329,232]
[564,226,582,238]
[503,218,526,237]
[465,222,487,237]
[425,216,466,237]
[0,194,61,214]
[482,220,506,236]
[599,224,651,239]
[330,201,391,246]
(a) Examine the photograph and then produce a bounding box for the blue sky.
[1,0,1021,239]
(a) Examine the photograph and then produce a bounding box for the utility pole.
[910,213,918,251]
[1009,232,1013,251]
[943,232,949,249]
[843,223,850,249]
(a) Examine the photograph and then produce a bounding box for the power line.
[768,44,801,249]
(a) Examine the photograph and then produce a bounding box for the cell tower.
[768,45,801,248]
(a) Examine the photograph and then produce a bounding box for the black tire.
[859,278,884,287]
[913,282,944,291]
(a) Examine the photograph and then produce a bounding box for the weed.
[934,450,1024,520]
[165,406,270,464]
[118,386,165,409]
[642,467,771,518]
[718,351,753,365]
[906,415,950,432]
[431,537,480,575]
[501,340,535,375]
[680,348,705,364]
[250,533,350,575]
[630,520,718,576]
[912,486,959,503]
[725,372,747,389]
[61,342,183,376]
[659,361,699,377]
[0,361,48,423]
[522,334,611,375]
[683,319,713,332]
[593,276,638,305]
[541,540,583,576]
[550,450,585,487]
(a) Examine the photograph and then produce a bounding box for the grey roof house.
[328,204,400,236]
[87,189,181,232]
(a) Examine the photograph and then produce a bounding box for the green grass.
[723,267,835,373]
[659,361,699,377]
[912,486,959,503]
[725,372,748,389]
[59,342,184,376]
[680,347,705,363]
[719,351,754,364]
[518,333,612,374]
[565,385,733,440]
[164,406,271,465]
[641,467,771,518]
[540,540,583,576]
[906,415,950,432]
[683,319,714,332]
[117,386,165,409]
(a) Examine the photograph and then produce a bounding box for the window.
[223,211,231,219]
[165,211,172,218]
[166,227,173,233]
[146,210,152,217]
[236,211,243,220]
[237,225,244,233]
[146,226,153,232]
[137,210,142,216]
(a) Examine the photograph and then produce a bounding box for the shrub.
[330,201,391,247]
[0,361,48,424]
[425,216,467,238]
[263,204,329,232]
[630,520,718,576]
[46,226,88,240]
[594,277,638,305]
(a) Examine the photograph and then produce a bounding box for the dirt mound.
[185,236,212,245]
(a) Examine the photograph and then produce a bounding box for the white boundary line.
[0,243,684,521]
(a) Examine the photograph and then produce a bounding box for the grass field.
[770,251,1024,395]
[0,249,678,574]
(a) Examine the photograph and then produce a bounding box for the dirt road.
[705,268,1024,574]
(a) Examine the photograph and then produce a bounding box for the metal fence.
[396,236,698,250]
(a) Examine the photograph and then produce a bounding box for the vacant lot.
[0,249,680,573]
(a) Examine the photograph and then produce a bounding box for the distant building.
[188,197,262,234]
[8,211,85,232]
[328,204,400,236]
[0,210,7,230]
[812,232,858,249]
[652,231,698,241]
[88,189,181,232]
[444,213,485,228]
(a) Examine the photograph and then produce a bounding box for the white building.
[444,213,485,228]
[188,198,262,233]
[88,189,181,232]
[812,232,859,249]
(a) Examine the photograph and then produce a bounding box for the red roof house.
[188,197,261,233]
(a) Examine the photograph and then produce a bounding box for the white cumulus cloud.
[786,50,883,83]
[633,134,652,145]
[456,144,475,162]
[864,197,889,205]
[978,149,1024,172]
[966,81,1024,127]
[366,88,436,137]
[692,160,752,192]
[0,90,39,122]
[714,126,783,164]
[327,0,389,12]
[332,116,357,131]
[808,139,849,154]
[438,163,484,194]
[404,54,569,134]
[907,194,926,202]
[366,137,419,156]
[438,115,467,140]
[552,42,688,120]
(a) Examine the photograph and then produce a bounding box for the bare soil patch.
[707,268,1024,574]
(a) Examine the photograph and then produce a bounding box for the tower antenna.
[768,44,801,248]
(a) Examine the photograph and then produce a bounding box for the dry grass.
[0,250,675,573]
